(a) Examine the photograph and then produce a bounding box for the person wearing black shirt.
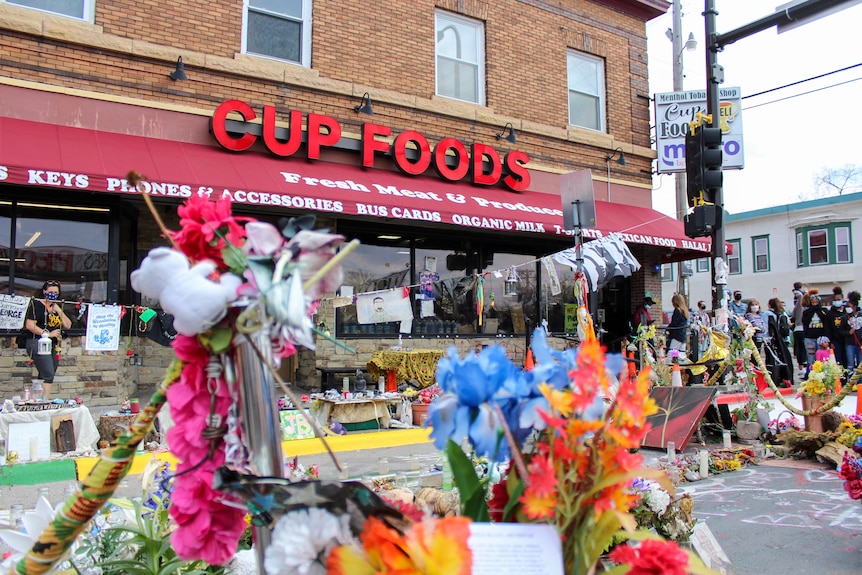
[23,280,72,399]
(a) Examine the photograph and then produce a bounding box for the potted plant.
[731,396,770,441]
[799,359,844,432]
[410,385,442,426]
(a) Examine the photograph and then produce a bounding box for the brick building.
[0,0,701,401]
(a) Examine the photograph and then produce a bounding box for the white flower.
[0,497,58,570]
[646,484,671,515]
[264,508,354,575]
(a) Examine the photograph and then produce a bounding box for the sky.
[646,0,862,217]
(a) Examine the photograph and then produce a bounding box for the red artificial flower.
[844,479,862,500]
[169,194,249,268]
[609,539,690,575]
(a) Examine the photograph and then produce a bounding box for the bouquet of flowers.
[629,478,696,543]
[799,360,844,398]
[839,451,862,502]
[427,326,711,574]
[415,385,443,404]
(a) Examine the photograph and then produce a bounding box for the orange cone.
[626,349,637,380]
[671,362,683,387]
[524,349,535,371]
[856,383,862,415]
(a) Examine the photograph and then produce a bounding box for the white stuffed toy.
[130,247,243,336]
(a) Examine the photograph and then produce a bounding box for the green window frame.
[696,257,710,273]
[795,223,853,267]
[660,263,673,282]
[727,239,741,275]
[752,235,769,272]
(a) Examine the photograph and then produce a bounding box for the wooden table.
[314,397,399,429]
[367,349,444,389]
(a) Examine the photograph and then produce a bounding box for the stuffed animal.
[130,247,242,336]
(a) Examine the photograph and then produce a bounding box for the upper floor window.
[696,257,710,273]
[752,235,769,272]
[7,0,92,20]
[244,0,311,66]
[435,11,485,105]
[661,263,673,282]
[567,51,605,131]
[796,223,853,266]
[727,239,741,274]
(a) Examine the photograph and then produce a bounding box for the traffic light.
[685,124,723,207]
[684,204,721,238]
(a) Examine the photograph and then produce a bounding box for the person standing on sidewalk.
[23,280,71,399]
[801,291,831,373]
[791,283,808,376]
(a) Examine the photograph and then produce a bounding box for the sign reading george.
[653,88,744,174]
[210,100,531,192]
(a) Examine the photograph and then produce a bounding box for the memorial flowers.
[799,360,843,399]
[427,326,690,575]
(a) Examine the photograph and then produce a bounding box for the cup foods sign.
[653,88,745,174]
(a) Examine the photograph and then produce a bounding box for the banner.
[85,304,121,351]
[356,290,414,333]
[0,295,29,330]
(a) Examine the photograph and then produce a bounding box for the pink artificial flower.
[287,230,345,301]
[243,221,285,257]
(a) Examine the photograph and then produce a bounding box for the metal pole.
[230,328,285,574]
[705,0,725,325]
[672,0,688,299]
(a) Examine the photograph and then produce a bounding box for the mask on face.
[699,305,706,311]
[45,292,59,301]
[833,301,843,308]
[750,305,759,313]
[734,294,742,301]
[847,307,855,314]
[644,304,651,310]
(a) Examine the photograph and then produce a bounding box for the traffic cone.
[671,362,683,387]
[831,349,842,394]
[524,348,535,371]
[856,382,862,415]
[626,349,637,380]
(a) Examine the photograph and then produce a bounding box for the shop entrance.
[595,278,631,353]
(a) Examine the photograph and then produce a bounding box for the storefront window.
[334,224,543,337]
[0,200,112,332]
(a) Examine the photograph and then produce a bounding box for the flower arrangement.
[839,451,862,502]
[835,414,862,450]
[768,415,803,435]
[629,479,697,543]
[426,326,714,575]
[799,360,844,398]
[414,384,443,405]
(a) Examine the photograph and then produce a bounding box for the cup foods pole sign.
[653,87,745,174]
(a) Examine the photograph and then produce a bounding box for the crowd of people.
[631,282,862,387]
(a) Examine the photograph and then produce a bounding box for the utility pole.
[672,0,688,300]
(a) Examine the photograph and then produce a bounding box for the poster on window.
[356,290,414,332]
[418,271,439,300]
[85,304,122,351]
[0,295,30,330]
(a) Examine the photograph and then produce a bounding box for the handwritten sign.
[0,295,29,330]
[469,523,564,575]
[85,304,121,351]
[280,409,315,441]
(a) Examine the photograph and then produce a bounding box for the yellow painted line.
[75,428,432,478]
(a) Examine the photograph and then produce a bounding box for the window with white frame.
[795,223,853,266]
[727,239,741,274]
[752,235,769,272]
[244,0,311,66]
[567,51,605,131]
[8,0,91,20]
[696,257,709,273]
[435,11,485,105]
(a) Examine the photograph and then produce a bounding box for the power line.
[742,62,862,99]
[743,76,862,110]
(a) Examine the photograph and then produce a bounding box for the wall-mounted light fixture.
[495,122,517,144]
[504,266,519,297]
[353,92,373,115]
[169,56,188,81]
[605,147,626,201]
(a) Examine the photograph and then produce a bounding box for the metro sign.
[210,100,531,192]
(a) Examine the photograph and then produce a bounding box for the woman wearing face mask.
[23,280,71,399]
[801,292,831,372]
[828,294,848,368]
[744,299,767,351]
[838,293,862,369]
[764,298,793,387]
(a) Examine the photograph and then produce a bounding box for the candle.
[722,430,732,449]
[699,449,709,478]
[29,437,38,462]
[342,377,349,393]
[666,441,676,461]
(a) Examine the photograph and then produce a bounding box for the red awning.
[0,117,710,257]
